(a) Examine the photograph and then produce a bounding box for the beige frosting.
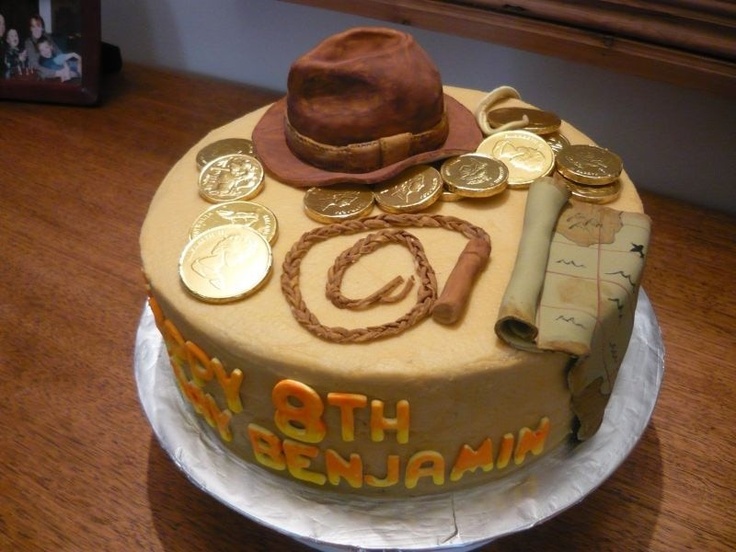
[140,87,644,496]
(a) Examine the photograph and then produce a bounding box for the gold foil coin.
[486,107,561,135]
[476,130,555,189]
[440,187,464,202]
[198,153,265,203]
[303,184,375,224]
[555,144,623,186]
[189,200,278,244]
[564,177,622,204]
[373,165,443,213]
[440,154,509,198]
[179,224,272,303]
[545,132,570,155]
[196,138,257,169]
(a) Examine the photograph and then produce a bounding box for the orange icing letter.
[272,379,327,443]
[169,356,190,396]
[405,450,445,489]
[496,433,515,469]
[247,424,286,471]
[325,449,363,488]
[163,319,187,368]
[450,438,494,482]
[283,439,327,486]
[364,455,400,488]
[514,417,550,465]
[327,392,368,442]
[370,399,410,443]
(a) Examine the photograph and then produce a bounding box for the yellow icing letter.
[450,438,494,482]
[327,392,368,442]
[202,393,232,442]
[405,450,445,489]
[272,379,327,443]
[185,340,214,386]
[211,358,244,413]
[514,417,550,465]
[324,449,363,488]
[283,439,327,486]
[247,424,286,471]
[370,399,410,443]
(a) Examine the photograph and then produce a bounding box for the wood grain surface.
[1,64,734,552]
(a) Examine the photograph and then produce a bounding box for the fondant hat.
[252,27,482,187]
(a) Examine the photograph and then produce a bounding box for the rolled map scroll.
[495,177,571,350]
[496,177,651,439]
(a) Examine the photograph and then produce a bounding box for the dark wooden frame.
[281,0,736,96]
[0,0,101,105]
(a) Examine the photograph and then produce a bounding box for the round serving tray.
[134,291,664,551]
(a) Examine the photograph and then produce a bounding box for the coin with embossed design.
[373,165,443,213]
[486,107,561,135]
[303,184,375,224]
[189,200,278,244]
[196,138,257,170]
[440,187,464,202]
[476,130,555,189]
[440,153,509,198]
[179,225,272,303]
[563,176,622,204]
[555,144,623,186]
[198,153,265,203]
[544,132,570,155]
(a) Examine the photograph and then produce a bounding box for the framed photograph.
[0,0,100,105]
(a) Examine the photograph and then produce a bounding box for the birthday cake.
[139,28,650,497]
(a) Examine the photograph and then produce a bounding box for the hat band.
[284,111,449,174]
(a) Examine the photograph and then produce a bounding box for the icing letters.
[149,295,242,443]
[272,379,327,443]
[370,399,410,444]
[148,294,555,492]
[327,392,368,442]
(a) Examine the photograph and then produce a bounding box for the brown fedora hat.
[252,27,482,188]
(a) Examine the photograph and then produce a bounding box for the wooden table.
[1,64,734,552]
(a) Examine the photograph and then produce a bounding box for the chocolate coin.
[179,225,272,303]
[564,177,622,204]
[486,107,561,135]
[189,200,278,244]
[440,187,465,202]
[198,153,265,203]
[544,132,570,155]
[476,130,555,189]
[303,184,375,224]
[373,165,443,213]
[556,144,623,186]
[440,154,509,198]
[196,138,257,169]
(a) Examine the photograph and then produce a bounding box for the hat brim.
[252,93,482,188]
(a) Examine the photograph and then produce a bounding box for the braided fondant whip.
[281,213,491,343]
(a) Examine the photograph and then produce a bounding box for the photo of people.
[1,0,83,83]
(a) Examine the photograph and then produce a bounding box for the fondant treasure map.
[495,177,651,439]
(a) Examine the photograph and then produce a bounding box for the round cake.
[140,28,648,498]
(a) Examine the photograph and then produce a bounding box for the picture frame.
[0,0,101,105]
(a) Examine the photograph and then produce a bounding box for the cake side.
[140,86,644,496]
